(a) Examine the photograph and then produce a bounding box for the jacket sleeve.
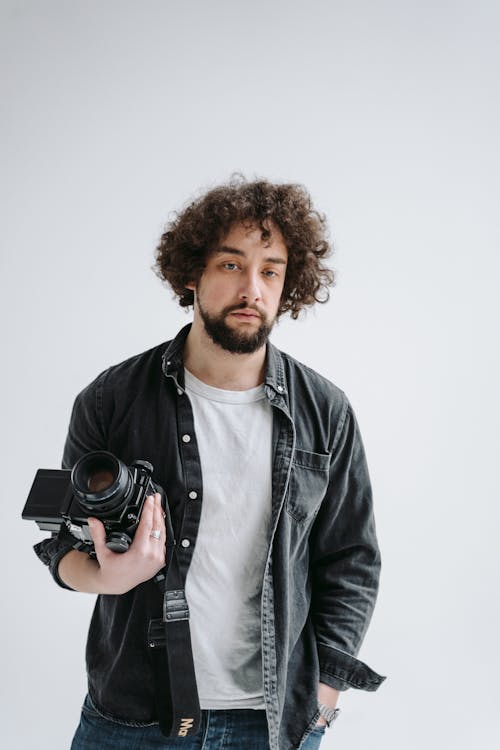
[309,398,386,692]
[33,370,109,589]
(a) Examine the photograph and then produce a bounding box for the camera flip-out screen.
[22,469,72,529]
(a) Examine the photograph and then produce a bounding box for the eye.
[263,269,279,278]
[223,262,239,271]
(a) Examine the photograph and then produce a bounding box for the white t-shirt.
[183,368,273,709]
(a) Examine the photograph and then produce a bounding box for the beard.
[196,297,275,354]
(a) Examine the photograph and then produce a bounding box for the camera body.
[22,451,165,554]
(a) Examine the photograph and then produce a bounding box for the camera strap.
[148,518,201,738]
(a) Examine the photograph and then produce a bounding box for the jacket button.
[182,434,191,443]
[188,491,198,500]
[277,385,284,392]
[181,539,191,548]
[177,388,183,395]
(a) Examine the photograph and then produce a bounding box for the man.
[35,178,385,750]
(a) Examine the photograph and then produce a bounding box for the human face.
[189,222,288,354]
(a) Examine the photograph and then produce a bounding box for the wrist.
[94,563,137,595]
[318,702,341,727]
[317,682,339,705]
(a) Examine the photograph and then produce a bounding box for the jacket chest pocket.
[285,448,330,522]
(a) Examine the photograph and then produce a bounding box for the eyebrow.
[215,245,287,265]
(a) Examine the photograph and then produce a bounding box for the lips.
[229,309,261,320]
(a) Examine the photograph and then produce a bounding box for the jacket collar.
[161,323,288,402]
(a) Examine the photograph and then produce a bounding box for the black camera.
[22,451,165,554]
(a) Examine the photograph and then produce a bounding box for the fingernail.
[148,495,155,505]
[88,518,95,527]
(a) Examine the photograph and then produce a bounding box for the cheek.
[199,280,230,307]
[270,285,285,310]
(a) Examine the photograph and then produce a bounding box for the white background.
[2,1,499,748]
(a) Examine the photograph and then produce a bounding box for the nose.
[238,268,262,303]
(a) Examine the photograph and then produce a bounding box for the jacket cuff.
[34,538,76,591]
[318,642,386,692]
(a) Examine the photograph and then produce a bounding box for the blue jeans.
[71,694,326,750]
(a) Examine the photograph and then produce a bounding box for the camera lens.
[88,470,115,493]
[71,451,132,517]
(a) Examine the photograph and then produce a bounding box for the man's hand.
[58,493,166,594]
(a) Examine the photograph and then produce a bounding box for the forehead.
[218,221,288,259]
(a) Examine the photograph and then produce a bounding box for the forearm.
[57,550,103,593]
[318,682,339,708]
[315,682,340,726]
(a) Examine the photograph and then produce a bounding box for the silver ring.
[150,529,161,540]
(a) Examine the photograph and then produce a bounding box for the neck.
[183,320,267,391]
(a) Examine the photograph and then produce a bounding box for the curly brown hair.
[154,176,335,319]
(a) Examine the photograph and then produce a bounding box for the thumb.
[87,517,108,559]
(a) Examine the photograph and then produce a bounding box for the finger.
[134,494,156,546]
[87,517,109,560]
[152,493,166,541]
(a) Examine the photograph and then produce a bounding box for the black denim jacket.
[35,324,385,750]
